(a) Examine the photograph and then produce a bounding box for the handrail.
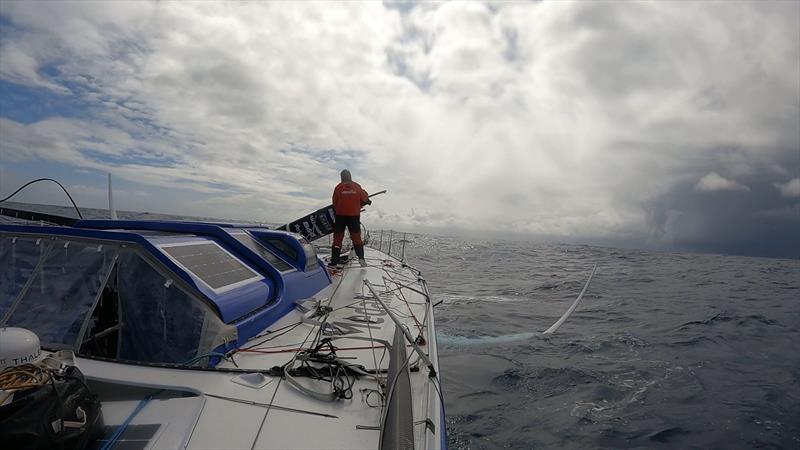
[365,229,409,262]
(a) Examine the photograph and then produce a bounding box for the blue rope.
[100,391,159,450]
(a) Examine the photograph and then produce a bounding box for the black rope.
[281,338,362,400]
[240,321,304,350]
[0,178,84,219]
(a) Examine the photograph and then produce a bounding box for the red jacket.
[332,181,368,216]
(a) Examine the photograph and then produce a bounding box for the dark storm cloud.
[644,147,800,259]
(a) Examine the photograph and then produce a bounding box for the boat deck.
[79,246,445,449]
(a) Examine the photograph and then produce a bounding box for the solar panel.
[160,242,262,291]
[231,232,294,272]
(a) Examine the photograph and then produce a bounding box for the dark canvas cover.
[0,365,103,450]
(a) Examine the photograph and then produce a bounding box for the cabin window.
[259,236,319,272]
[231,232,294,272]
[263,237,298,261]
[1,238,117,348]
[0,236,44,319]
[299,238,320,272]
[0,233,236,366]
[113,250,235,364]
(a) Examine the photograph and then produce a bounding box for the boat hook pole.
[364,280,436,377]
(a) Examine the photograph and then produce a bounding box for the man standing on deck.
[330,169,370,268]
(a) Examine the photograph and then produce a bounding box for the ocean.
[401,234,800,449]
[2,203,798,449]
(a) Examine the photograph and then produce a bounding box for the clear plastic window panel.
[264,238,298,261]
[300,238,319,271]
[232,233,293,272]
[0,236,46,320]
[116,250,233,364]
[5,238,118,348]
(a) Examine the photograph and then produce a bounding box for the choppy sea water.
[2,203,799,449]
[399,234,800,449]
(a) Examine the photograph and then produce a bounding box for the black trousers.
[332,215,364,261]
[334,215,361,236]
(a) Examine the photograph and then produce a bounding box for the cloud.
[694,172,751,193]
[0,43,70,93]
[757,203,800,220]
[774,178,800,198]
[0,1,798,257]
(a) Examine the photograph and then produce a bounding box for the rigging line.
[0,178,84,219]
[418,279,434,337]
[430,374,447,429]
[418,292,432,334]
[378,347,416,439]
[304,267,350,351]
[380,270,418,284]
[250,376,283,450]
[238,344,388,355]
[361,283,383,397]
[370,277,422,326]
[389,279,424,335]
[241,339,310,351]
[238,321,304,351]
[365,280,436,376]
[251,319,319,450]
[249,319,305,341]
[379,264,418,280]
[330,297,378,313]
[385,277,430,300]
[205,393,338,419]
[323,263,348,309]
[542,263,599,335]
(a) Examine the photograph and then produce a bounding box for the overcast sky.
[0,1,798,258]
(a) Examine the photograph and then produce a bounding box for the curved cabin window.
[259,235,320,272]
[231,232,294,272]
[299,238,320,271]
[113,250,235,364]
[0,234,236,366]
[0,236,44,319]
[2,237,117,347]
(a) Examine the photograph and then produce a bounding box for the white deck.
[77,246,445,450]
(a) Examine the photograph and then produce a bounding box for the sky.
[0,1,798,258]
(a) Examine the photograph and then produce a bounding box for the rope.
[100,391,159,450]
[387,278,424,335]
[0,364,53,392]
[0,178,84,219]
[238,344,387,355]
[0,364,53,405]
[250,320,319,449]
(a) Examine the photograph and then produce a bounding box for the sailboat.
[0,177,446,449]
